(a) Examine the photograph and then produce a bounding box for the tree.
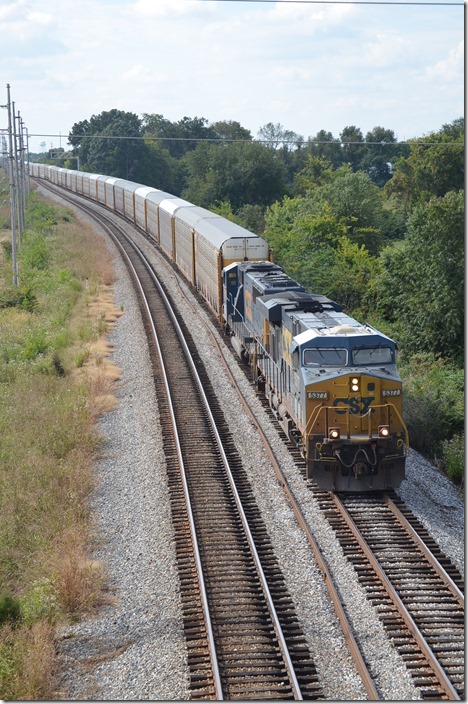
[133,140,178,193]
[182,141,287,209]
[385,118,464,206]
[257,122,303,150]
[68,110,143,178]
[263,195,379,311]
[359,127,398,187]
[305,166,387,253]
[293,155,334,196]
[374,190,464,362]
[339,125,365,171]
[211,120,252,142]
[142,113,217,158]
[305,130,342,168]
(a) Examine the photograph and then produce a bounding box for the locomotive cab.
[291,326,409,491]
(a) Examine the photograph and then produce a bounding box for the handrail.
[305,401,410,452]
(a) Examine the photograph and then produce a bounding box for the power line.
[29,133,464,147]
[191,0,462,6]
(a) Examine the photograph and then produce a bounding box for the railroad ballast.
[30,163,409,492]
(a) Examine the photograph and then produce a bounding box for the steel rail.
[39,183,224,700]
[167,274,381,700]
[54,187,303,700]
[332,494,461,700]
[99,213,225,699]
[384,495,464,606]
[136,237,305,702]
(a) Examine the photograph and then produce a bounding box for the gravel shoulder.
[45,189,464,701]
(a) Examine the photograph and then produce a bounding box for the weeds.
[0,188,118,699]
[401,353,464,484]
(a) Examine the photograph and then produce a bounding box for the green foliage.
[210,200,236,221]
[441,434,464,483]
[69,109,144,178]
[19,232,50,272]
[20,580,60,626]
[0,285,37,312]
[236,204,266,233]
[24,199,57,230]
[0,642,16,695]
[0,595,21,626]
[385,118,464,206]
[293,155,334,195]
[400,354,464,467]
[182,141,288,209]
[133,140,178,192]
[374,191,464,362]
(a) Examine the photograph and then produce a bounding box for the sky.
[0,0,464,154]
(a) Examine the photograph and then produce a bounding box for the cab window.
[303,348,348,366]
[352,346,393,365]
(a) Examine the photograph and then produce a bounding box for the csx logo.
[333,397,374,415]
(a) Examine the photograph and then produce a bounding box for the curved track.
[37,181,464,701]
[39,182,322,700]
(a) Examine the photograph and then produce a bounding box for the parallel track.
[239,372,464,700]
[315,491,464,700]
[39,183,322,700]
[37,181,464,701]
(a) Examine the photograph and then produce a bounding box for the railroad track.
[38,183,322,700]
[254,385,464,701]
[38,182,464,700]
[315,491,464,700]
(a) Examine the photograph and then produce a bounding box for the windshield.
[352,346,393,365]
[303,348,348,367]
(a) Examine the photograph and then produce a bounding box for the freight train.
[29,163,409,491]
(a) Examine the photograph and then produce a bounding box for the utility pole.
[5,84,18,286]
[12,102,24,245]
[17,112,26,229]
[25,125,30,194]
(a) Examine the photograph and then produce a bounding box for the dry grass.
[0,621,55,700]
[0,190,123,700]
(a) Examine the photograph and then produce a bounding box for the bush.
[401,354,464,475]
[441,433,464,484]
[0,596,21,626]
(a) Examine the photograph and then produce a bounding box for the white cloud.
[1,0,462,153]
[426,40,464,80]
[361,33,415,68]
[131,0,210,18]
[121,64,167,84]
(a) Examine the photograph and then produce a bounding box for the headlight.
[350,377,360,393]
[378,425,390,437]
[329,427,340,440]
[382,388,401,397]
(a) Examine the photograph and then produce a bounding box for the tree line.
[36,111,464,483]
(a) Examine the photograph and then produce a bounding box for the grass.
[0,184,120,699]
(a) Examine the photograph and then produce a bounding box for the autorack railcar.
[29,163,409,491]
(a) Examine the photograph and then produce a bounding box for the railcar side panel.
[195,234,223,316]
[113,180,129,217]
[159,198,192,260]
[174,206,221,286]
[144,191,177,243]
[173,217,196,285]
[65,170,76,191]
[97,176,109,206]
[135,186,159,231]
